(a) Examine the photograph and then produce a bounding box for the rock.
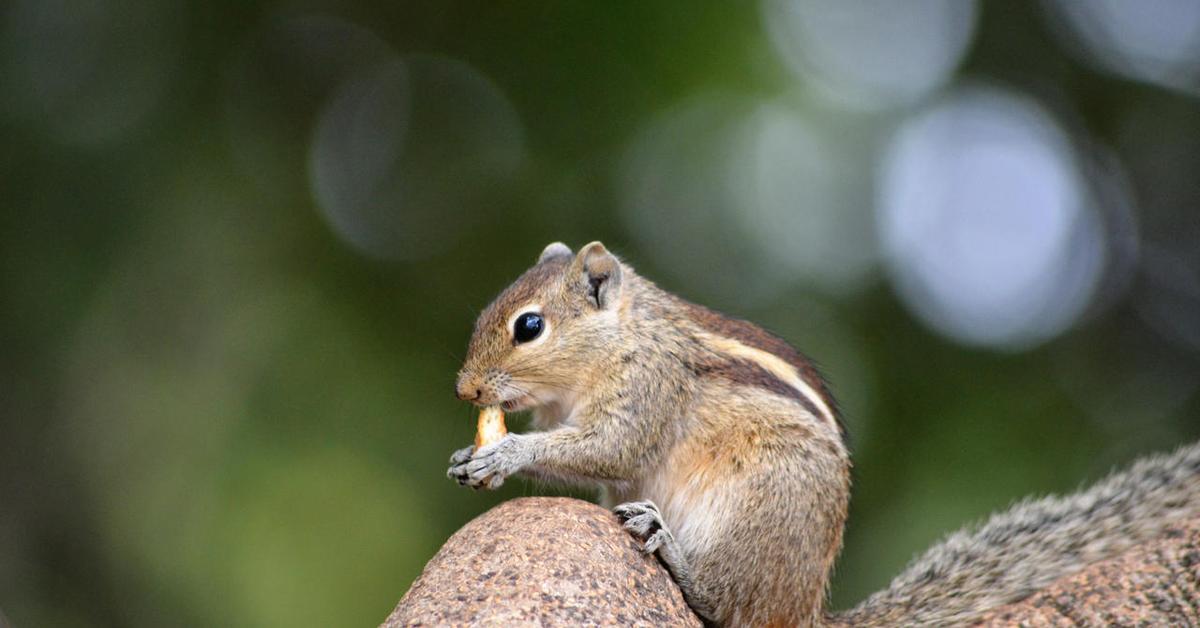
[382,497,702,627]
[973,518,1200,626]
[386,497,1200,626]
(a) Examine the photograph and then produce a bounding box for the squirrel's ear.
[573,241,622,309]
[538,241,572,264]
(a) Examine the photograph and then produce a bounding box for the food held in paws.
[476,406,507,449]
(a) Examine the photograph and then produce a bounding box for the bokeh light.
[728,102,880,294]
[877,86,1107,350]
[1054,320,1200,440]
[310,54,525,260]
[1137,244,1200,353]
[223,15,395,190]
[224,447,431,627]
[619,96,774,304]
[1116,100,1200,353]
[2,0,182,144]
[620,96,878,303]
[1044,0,1200,96]
[762,0,978,109]
[58,183,443,626]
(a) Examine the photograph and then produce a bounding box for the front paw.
[614,500,673,554]
[446,446,475,486]
[462,434,533,490]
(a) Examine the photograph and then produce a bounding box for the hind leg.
[613,500,719,622]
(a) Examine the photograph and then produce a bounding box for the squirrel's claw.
[620,512,660,538]
[455,434,531,490]
[614,499,662,522]
[642,529,671,555]
[446,446,476,485]
[449,446,475,465]
[614,500,671,554]
[446,462,469,485]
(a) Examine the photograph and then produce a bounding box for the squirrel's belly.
[640,455,742,557]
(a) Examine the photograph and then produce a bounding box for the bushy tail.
[835,441,1200,626]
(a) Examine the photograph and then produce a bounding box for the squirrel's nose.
[455,378,481,402]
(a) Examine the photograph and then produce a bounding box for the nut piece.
[476,406,507,449]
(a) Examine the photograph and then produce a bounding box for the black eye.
[513,312,544,344]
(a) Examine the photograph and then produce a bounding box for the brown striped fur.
[455,241,848,626]
[678,300,838,419]
[690,357,827,423]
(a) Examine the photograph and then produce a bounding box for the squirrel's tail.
[835,440,1200,626]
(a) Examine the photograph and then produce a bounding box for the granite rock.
[383,497,702,627]
[386,496,1200,626]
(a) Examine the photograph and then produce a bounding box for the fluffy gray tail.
[835,441,1200,626]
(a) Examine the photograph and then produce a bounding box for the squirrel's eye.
[513,312,544,344]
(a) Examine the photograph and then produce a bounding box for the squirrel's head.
[456,241,625,412]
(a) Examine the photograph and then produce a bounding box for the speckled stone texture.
[383,497,702,627]
[974,518,1200,626]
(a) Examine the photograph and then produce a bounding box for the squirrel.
[447,241,1200,627]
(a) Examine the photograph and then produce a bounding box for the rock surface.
[386,497,1200,627]
[383,497,702,627]
[973,518,1200,626]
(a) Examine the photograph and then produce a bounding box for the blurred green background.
[3,1,1200,626]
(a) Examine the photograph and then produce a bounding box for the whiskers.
[501,382,551,407]
[517,376,582,392]
[504,355,584,394]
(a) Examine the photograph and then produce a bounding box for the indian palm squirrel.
[448,241,1200,627]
